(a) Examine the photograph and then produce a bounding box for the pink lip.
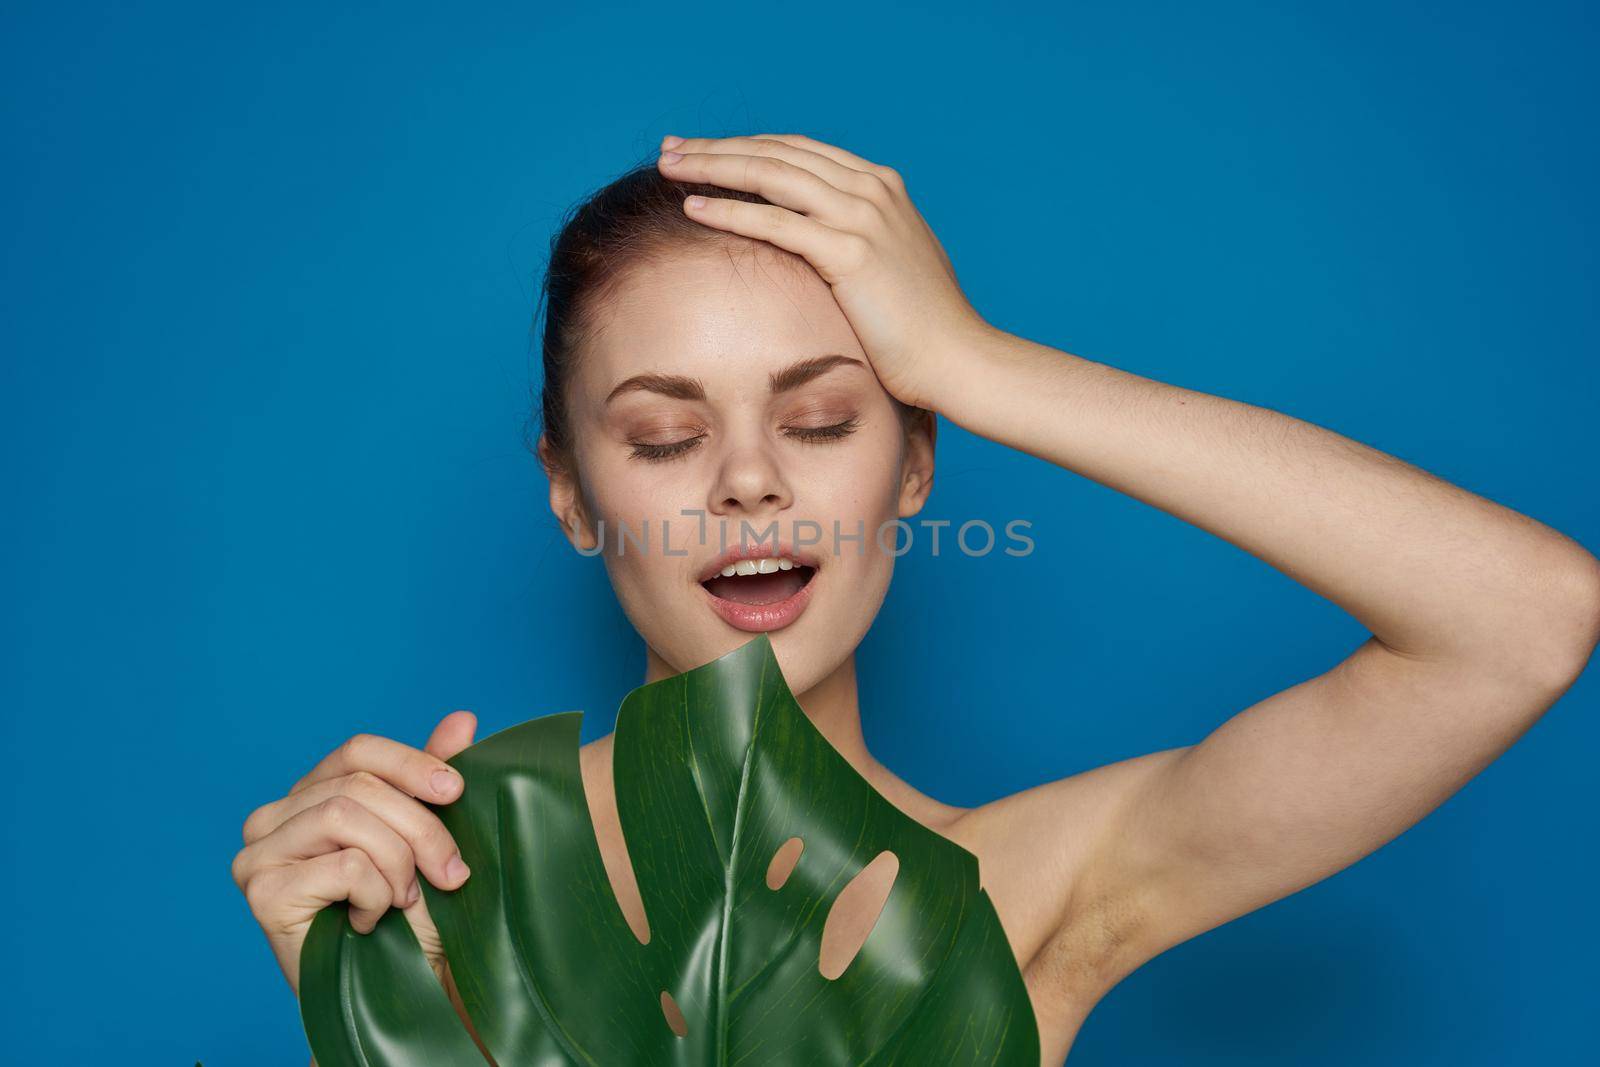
[698,571,816,632]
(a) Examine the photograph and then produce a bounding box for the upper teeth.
[719,557,797,577]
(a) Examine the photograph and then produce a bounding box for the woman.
[232,133,1600,1065]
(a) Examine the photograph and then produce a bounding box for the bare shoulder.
[941,746,1196,1066]
[944,745,1192,1000]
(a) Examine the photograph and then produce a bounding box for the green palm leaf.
[300,633,1040,1065]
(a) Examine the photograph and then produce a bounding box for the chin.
[635,610,838,700]
[633,562,888,697]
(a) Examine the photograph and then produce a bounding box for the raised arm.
[933,326,1600,995]
[647,131,1600,1009]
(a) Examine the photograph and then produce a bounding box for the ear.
[539,433,600,552]
[896,409,937,519]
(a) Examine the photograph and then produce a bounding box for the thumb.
[424,710,477,761]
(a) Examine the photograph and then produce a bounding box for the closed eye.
[784,417,860,443]
[629,418,859,462]
[629,435,705,462]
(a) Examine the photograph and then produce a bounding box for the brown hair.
[529,157,928,480]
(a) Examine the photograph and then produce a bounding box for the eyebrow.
[604,353,866,405]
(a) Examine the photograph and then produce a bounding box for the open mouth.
[697,554,820,633]
[700,560,817,606]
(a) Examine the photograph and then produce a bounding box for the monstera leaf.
[300,633,1040,1065]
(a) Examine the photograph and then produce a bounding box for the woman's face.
[546,241,935,698]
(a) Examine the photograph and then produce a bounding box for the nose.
[706,436,793,523]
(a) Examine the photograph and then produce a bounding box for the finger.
[244,770,471,890]
[667,132,884,177]
[425,710,477,761]
[290,731,464,805]
[234,795,420,906]
[757,133,892,176]
[658,151,873,232]
[755,134,909,198]
[272,847,394,934]
[677,195,861,280]
[402,888,448,965]
[662,135,882,198]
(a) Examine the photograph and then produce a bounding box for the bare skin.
[235,133,1600,1067]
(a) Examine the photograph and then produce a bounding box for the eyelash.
[628,417,861,463]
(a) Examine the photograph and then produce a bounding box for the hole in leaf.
[818,849,900,981]
[766,835,804,890]
[427,959,501,1065]
[660,989,688,1037]
[579,740,651,945]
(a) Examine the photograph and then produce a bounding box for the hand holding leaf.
[300,635,1040,1065]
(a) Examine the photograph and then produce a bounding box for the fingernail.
[661,134,684,150]
[431,769,461,798]
[405,878,420,906]
[685,196,707,210]
[659,150,683,164]
[446,853,470,885]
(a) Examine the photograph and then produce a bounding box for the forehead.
[578,245,862,387]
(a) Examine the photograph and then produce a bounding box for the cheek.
[809,425,906,519]
[579,449,686,530]
[790,433,906,580]
[580,464,702,585]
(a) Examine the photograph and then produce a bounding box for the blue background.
[4,1,1596,1062]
